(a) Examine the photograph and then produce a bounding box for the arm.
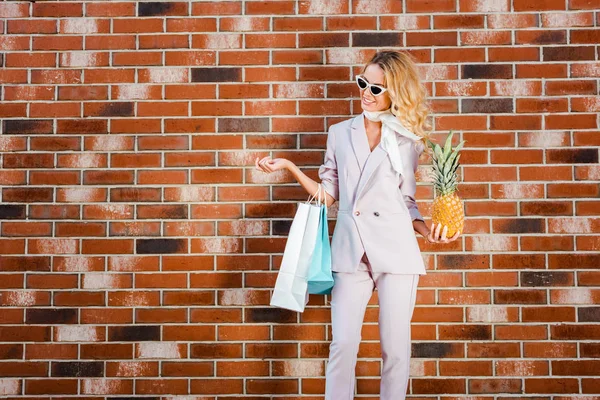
[403,141,430,239]
[255,127,338,208]
[288,162,336,208]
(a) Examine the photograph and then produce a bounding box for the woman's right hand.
[255,156,289,174]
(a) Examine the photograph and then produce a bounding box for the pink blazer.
[318,112,427,275]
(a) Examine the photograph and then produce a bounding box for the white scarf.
[363,109,422,177]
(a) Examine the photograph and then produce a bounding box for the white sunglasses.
[356,75,388,96]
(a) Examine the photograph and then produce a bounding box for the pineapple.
[427,130,465,238]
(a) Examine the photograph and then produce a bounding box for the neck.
[363,117,381,132]
[362,110,386,132]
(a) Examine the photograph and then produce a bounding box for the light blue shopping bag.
[307,204,334,295]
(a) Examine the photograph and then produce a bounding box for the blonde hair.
[362,50,432,151]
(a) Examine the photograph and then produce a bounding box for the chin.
[361,103,386,112]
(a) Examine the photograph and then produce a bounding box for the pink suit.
[318,112,427,399]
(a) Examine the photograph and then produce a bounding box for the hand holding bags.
[270,185,333,312]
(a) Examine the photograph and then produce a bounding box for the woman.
[255,50,460,400]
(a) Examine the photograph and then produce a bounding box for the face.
[359,63,392,112]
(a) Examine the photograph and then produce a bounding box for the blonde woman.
[256,50,459,400]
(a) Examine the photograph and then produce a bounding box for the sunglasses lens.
[370,86,383,95]
[356,77,368,89]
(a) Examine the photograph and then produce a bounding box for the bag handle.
[307,183,323,205]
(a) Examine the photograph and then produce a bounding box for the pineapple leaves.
[443,130,454,157]
[427,131,466,194]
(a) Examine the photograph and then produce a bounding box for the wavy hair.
[361,50,433,151]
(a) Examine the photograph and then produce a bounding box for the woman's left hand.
[427,223,460,243]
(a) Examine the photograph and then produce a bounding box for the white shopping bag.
[270,185,324,312]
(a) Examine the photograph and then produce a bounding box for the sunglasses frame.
[355,74,388,97]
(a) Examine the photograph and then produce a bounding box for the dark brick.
[2,120,53,135]
[0,205,26,219]
[493,218,545,234]
[0,256,51,272]
[0,344,23,359]
[192,67,242,82]
[547,149,598,164]
[57,119,108,135]
[52,361,103,377]
[245,308,296,323]
[26,309,78,324]
[136,238,186,254]
[412,342,459,358]
[494,289,546,304]
[138,1,174,16]
[521,271,572,287]
[99,102,134,117]
[544,46,596,61]
[272,220,292,236]
[462,98,513,113]
[352,32,402,47]
[3,188,54,203]
[581,343,600,358]
[522,30,566,44]
[218,118,269,133]
[438,254,489,270]
[108,326,160,341]
[579,307,600,322]
[462,64,512,79]
[441,325,492,340]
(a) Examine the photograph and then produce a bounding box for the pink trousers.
[325,252,420,400]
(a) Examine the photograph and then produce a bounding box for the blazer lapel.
[351,112,389,201]
[350,114,370,173]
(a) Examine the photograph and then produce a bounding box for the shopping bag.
[270,185,323,312]
[307,203,334,295]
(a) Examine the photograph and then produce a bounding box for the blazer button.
[374,212,380,217]
[354,210,360,216]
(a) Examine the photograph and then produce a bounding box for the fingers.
[255,156,273,173]
[449,230,461,242]
[429,223,461,243]
[428,223,435,243]
[440,225,448,241]
[434,222,442,240]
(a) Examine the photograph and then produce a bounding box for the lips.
[362,97,375,105]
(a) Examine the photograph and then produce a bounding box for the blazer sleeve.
[403,140,425,223]
[318,126,339,201]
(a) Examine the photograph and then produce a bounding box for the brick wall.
[1,0,599,398]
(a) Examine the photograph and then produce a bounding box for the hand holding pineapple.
[425,130,465,243]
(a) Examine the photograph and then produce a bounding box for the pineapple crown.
[426,130,466,196]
